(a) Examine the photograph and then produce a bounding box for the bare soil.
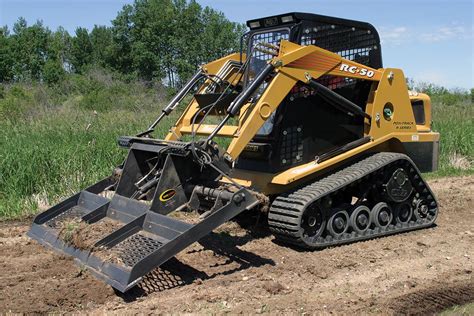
[58,217,123,250]
[0,176,473,314]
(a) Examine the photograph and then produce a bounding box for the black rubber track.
[268,152,439,249]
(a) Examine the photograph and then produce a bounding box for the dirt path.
[1,176,473,314]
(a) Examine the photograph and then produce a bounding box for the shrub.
[0,85,32,120]
[43,59,66,85]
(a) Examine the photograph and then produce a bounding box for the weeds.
[59,220,81,243]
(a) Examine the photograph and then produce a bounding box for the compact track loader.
[29,13,440,292]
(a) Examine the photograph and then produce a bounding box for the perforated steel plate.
[114,233,164,267]
[46,206,87,228]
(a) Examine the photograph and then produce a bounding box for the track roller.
[327,209,349,237]
[371,202,393,228]
[394,202,413,224]
[349,205,371,233]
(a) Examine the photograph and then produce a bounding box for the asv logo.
[339,63,375,78]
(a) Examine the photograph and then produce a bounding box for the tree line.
[0,0,246,87]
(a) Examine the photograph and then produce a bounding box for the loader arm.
[221,39,384,160]
[161,40,385,161]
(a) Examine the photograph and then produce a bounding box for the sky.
[0,0,472,89]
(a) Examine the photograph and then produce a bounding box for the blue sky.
[1,0,472,89]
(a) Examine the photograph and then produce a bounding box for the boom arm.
[161,40,412,165]
[225,40,383,160]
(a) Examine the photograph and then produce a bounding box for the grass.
[440,302,474,316]
[59,220,81,244]
[0,71,472,219]
[0,69,176,219]
[427,99,474,178]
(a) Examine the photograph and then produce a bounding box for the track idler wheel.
[394,202,413,224]
[327,209,349,237]
[413,198,430,221]
[371,202,393,228]
[301,204,326,241]
[349,205,371,233]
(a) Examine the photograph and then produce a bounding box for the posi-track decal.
[159,189,177,202]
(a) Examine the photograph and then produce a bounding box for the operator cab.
[236,12,382,173]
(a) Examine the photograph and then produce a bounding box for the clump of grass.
[58,217,123,250]
[59,219,81,244]
[0,85,34,121]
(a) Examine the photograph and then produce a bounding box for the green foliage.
[70,27,93,73]
[49,26,72,67]
[0,27,14,82]
[0,75,172,219]
[117,0,244,86]
[10,18,52,81]
[0,1,245,87]
[90,25,114,67]
[110,4,135,75]
[413,81,471,106]
[43,59,66,84]
[0,85,33,120]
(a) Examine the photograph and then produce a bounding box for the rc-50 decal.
[339,63,375,78]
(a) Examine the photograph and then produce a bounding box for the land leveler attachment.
[29,139,259,292]
[29,12,440,292]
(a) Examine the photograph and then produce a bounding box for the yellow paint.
[160,39,439,195]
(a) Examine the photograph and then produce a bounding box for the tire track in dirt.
[388,281,474,315]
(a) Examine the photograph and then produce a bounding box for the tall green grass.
[429,101,473,177]
[0,72,472,219]
[0,70,175,219]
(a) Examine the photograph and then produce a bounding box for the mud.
[0,176,473,314]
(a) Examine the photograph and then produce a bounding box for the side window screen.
[248,28,289,136]
[411,100,425,125]
[247,28,289,85]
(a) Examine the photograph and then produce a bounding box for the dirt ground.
[0,176,473,314]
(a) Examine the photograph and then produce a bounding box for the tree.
[70,27,92,73]
[0,26,14,82]
[110,4,135,75]
[90,25,113,67]
[129,0,175,82]
[199,7,245,62]
[49,26,72,72]
[43,59,65,84]
[113,0,245,86]
[171,0,205,85]
[10,18,51,81]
